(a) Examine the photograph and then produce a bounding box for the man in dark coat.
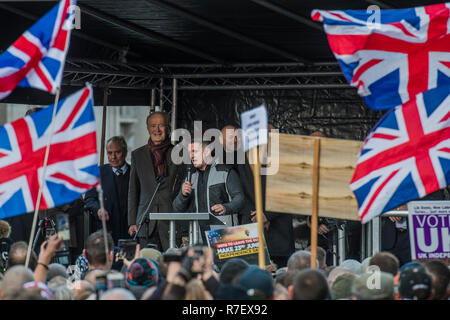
[84,136,130,245]
[234,125,295,268]
[128,112,178,251]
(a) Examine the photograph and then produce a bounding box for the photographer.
[82,230,114,278]
[34,234,64,283]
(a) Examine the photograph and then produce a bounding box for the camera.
[106,272,124,289]
[118,239,137,261]
[162,248,186,263]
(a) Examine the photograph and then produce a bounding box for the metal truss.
[63,59,352,91]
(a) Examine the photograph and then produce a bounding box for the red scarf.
[148,138,171,177]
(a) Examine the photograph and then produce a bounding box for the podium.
[149,212,225,248]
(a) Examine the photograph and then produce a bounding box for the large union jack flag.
[0,84,99,219]
[350,86,450,224]
[312,3,450,110]
[0,0,76,100]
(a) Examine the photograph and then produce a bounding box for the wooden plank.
[265,133,362,221]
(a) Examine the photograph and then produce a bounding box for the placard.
[240,104,268,152]
[205,223,270,268]
[407,201,450,262]
[265,133,362,220]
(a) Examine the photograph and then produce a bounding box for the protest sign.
[407,201,450,263]
[205,223,270,268]
[240,105,268,268]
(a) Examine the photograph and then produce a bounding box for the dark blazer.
[128,144,178,251]
[236,154,295,258]
[84,163,130,244]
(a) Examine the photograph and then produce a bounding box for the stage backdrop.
[265,133,362,221]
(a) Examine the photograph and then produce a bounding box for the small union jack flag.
[312,3,450,110]
[350,86,450,224]
[0,0,76,100]
[0,84,99,219]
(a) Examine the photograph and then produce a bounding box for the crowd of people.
[0,227,448,300]
[0,110,448,300]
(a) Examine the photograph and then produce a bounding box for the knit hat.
[125,258,159,289]
[238,265,274,299]
[398,265,432,300]
[352,271,394,300]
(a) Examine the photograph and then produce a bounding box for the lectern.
[149,213,225,248]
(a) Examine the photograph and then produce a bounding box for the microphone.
[156,176,165,184]
[186,164,193,182]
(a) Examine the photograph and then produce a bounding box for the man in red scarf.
[127,112,179,251]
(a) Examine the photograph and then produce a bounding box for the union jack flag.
[312,3,450,110]
[0,84,99,219]
[350,86,450,224]
[0,0,76,100]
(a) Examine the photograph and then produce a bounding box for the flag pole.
[100,87,110,165]
[97,185,111,269]
[25,4,75,268]
[251,146,266,269]
[310,138,321,269]
[25,86,61,268]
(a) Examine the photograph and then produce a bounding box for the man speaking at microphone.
[128,112,178,251]
[173,140,244,244]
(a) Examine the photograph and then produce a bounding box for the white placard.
[240,104,268,152]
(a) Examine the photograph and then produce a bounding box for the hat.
[331,273,357,300]
[125,258,159,289]
[352,271,394,300]
[215,284,250,300]
[398,265,432,300]
[238,265,274,299]
[140,248,162,263]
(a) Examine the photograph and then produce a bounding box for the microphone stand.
[133,176,164,241]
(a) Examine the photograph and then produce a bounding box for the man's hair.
[287,250,314,272]
[25,107,43,116]
[306,246,327,269]
[0,220,11,238]
[7,241,37,270]
[106,136,128,153]
[1,265,34,298]
[369,251,400,276]
[47,263,68,281]
[219,258,249,285]
[293,269,329,300]
[101,288,136,300]
[84,230,114,267]
[422,260,450,300]
[146,111,169,127]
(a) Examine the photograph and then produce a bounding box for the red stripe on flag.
[56,87,90,133]
[50,172,94,190]
[352,59,383,83]
[0,37,43,91]
[370,133,399,140]
[360,169,399,221]
[34,64,53,92]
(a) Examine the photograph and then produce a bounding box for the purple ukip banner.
[407,201,450,262]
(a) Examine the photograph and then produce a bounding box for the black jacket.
[84,163,130,244]
[236,155,295,258]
